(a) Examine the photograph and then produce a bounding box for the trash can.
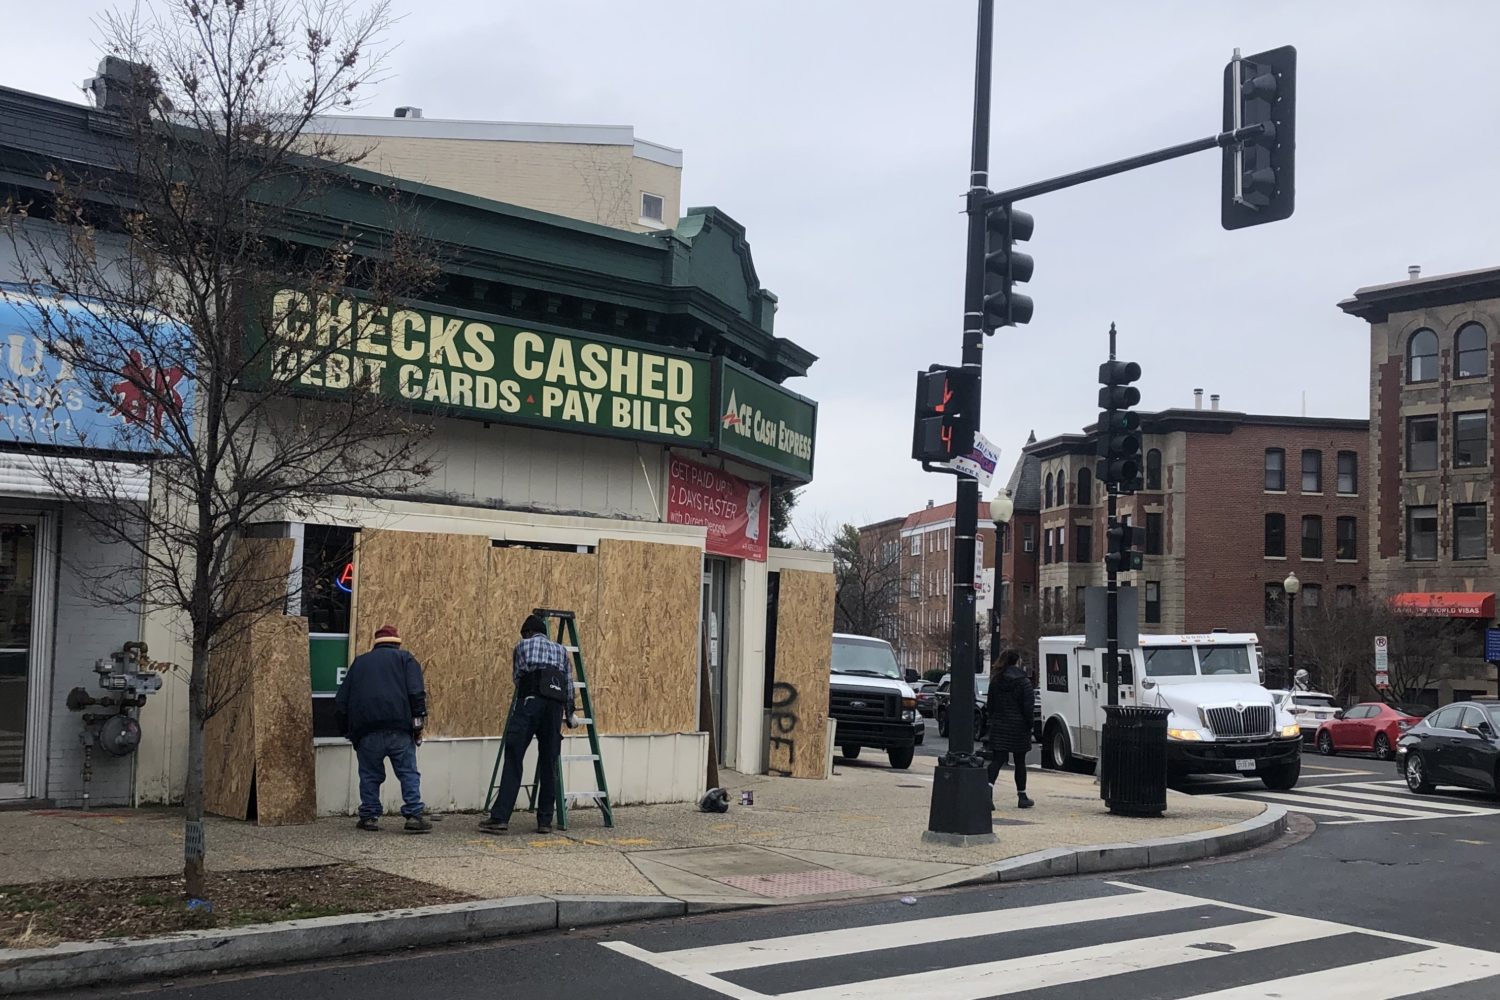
[1099,705,1170,817]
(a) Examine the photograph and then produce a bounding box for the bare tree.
[572,146,636,228]
[2,0,438,899]
[826,523,901,639]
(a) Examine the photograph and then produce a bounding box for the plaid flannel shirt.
[513,633,575,708]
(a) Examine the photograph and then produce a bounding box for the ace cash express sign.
[667,455,769,562]
[264,291,712,446]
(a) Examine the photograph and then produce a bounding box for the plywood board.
[251,615,315,825]
[353,529,497,738]
[203,627,256,820]
[489,546,600,723]
[595,539,700,734]
[769,569,835,779]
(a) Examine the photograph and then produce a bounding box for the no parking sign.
[1374,635,1389,689]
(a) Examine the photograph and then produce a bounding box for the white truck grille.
[1204,705,1273,738]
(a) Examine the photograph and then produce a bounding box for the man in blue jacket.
[335,624,432,833]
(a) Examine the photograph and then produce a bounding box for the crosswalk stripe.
[610,886,1193,973]
[1295,784,1500,815]
[770,915,1344,1000]
[1244,790,1453,818]
[1176,945,1500,999]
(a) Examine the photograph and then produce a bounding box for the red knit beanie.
[373,624,401,646]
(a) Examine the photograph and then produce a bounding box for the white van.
[1037,632,1302,790]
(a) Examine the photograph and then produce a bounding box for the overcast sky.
[12,2,1500,538]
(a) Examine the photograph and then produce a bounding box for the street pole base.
[925,760,995,843]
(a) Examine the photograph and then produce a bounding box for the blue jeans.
[355,730,424,819]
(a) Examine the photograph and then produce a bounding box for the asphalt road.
[66,742,1500,1000]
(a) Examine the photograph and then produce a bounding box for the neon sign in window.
[334,561,354,594]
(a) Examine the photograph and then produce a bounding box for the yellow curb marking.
[608,837,656,846]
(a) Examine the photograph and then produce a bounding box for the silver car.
[1275,690,1340,741]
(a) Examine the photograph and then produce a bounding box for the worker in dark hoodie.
[335,624,432,833]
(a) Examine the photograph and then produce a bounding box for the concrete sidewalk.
[3,757,1265,908]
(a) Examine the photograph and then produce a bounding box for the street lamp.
[1283,572,1300,689]
[989,492,1015,668]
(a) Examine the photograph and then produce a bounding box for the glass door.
[0,520,37,799]
[701,558,730,764]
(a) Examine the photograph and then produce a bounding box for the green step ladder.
[484,608,615,830]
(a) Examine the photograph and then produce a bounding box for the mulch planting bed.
[1,864,476,947]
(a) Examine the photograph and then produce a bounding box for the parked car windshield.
[831,638,903,679]
[1486,705,1500,729]
[1143,647,1197,677]
[1199,645,1254,676]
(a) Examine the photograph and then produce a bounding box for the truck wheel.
[1042,722,1071,771]
[887,746,915,770]
[1261,758,1301,791]
[840,746,861,760]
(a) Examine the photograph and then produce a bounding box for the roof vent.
[1210,394,1221,411]
[394,106,423,119]
[1408,265,1421,280]
[85,56,162,113]
[1193,388,1204,410]
[926,499,934,510]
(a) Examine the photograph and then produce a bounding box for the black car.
[1396,700,1500,795]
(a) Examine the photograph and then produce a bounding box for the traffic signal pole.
[924,0,996,845]
[1105,330,1120,708]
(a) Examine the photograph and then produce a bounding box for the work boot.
[404,814,434,834]
[1017,793,1035,810]
[478,819,508,834]
[536,822,554,834]
[356,817,380,831]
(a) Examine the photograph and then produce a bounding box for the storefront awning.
[1392,592,1496,618]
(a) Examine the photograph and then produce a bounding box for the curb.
[0,806,1289,995]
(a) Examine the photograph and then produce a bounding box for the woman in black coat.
[986,649,1035,809]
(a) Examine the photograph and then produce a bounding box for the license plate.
[1235,759,1256,773]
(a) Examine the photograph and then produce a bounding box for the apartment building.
[1339,264,1500,701]
[1000,397,1369,684]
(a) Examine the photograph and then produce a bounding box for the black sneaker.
[1017,793,1035,810]
[404,815,434,834]
[478,819,508,834]
[356,817,380,831]
[536,823,553,834]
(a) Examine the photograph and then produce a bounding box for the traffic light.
[1106,521,1146,573]
[911,364,977,464]
[981,204,1034,331]
[1097,360,1143,486]
[1222,45,1296,230]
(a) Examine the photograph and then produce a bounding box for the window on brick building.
[1075,522,1092,562]
[1265,513,1286,557]
[910,534,920,556]
[1302,515,1323,559]
[1043,528,1053,564]
[1265,449,1285,491]
[1406,505,1438,561]
[1146,512,1164,555]
[1302,583,1321,608]
[910,573,920,597]
[1456,322,1488,380]
[1023,523,1034,553]
[1055,586,1065,623]
[1044,473,1054,509]
[1145,581,1161,624]
[1301,450,1322,493]
[1076,585,1086,616]
[1455,503,1487,560]
[1042,587,1052,622]
[1337,451,1359,495]
[1145,449,1162,490]
[1336,516,1358,561]
[1455,412,1487,468]
[1057,526,1067,563]
[1058,469,1069,506]
[1407,416,1438,472]
[1077,467,1092,506]
[1265,584,1285,625]
[1336,585,1357,607]
[1407,328,1438,384]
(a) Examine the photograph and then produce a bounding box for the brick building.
[998,396,1369,683]
[1339,264,1500,701]
[857,501,997,676]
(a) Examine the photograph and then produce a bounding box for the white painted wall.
[314,732,708,816]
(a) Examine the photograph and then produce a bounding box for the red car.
[1316,702,1429,760]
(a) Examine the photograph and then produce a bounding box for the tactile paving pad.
[716,870,890,897]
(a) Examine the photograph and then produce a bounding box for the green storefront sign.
[310,634,350,696]
[263,290,713,446]
[714,359,817,481]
